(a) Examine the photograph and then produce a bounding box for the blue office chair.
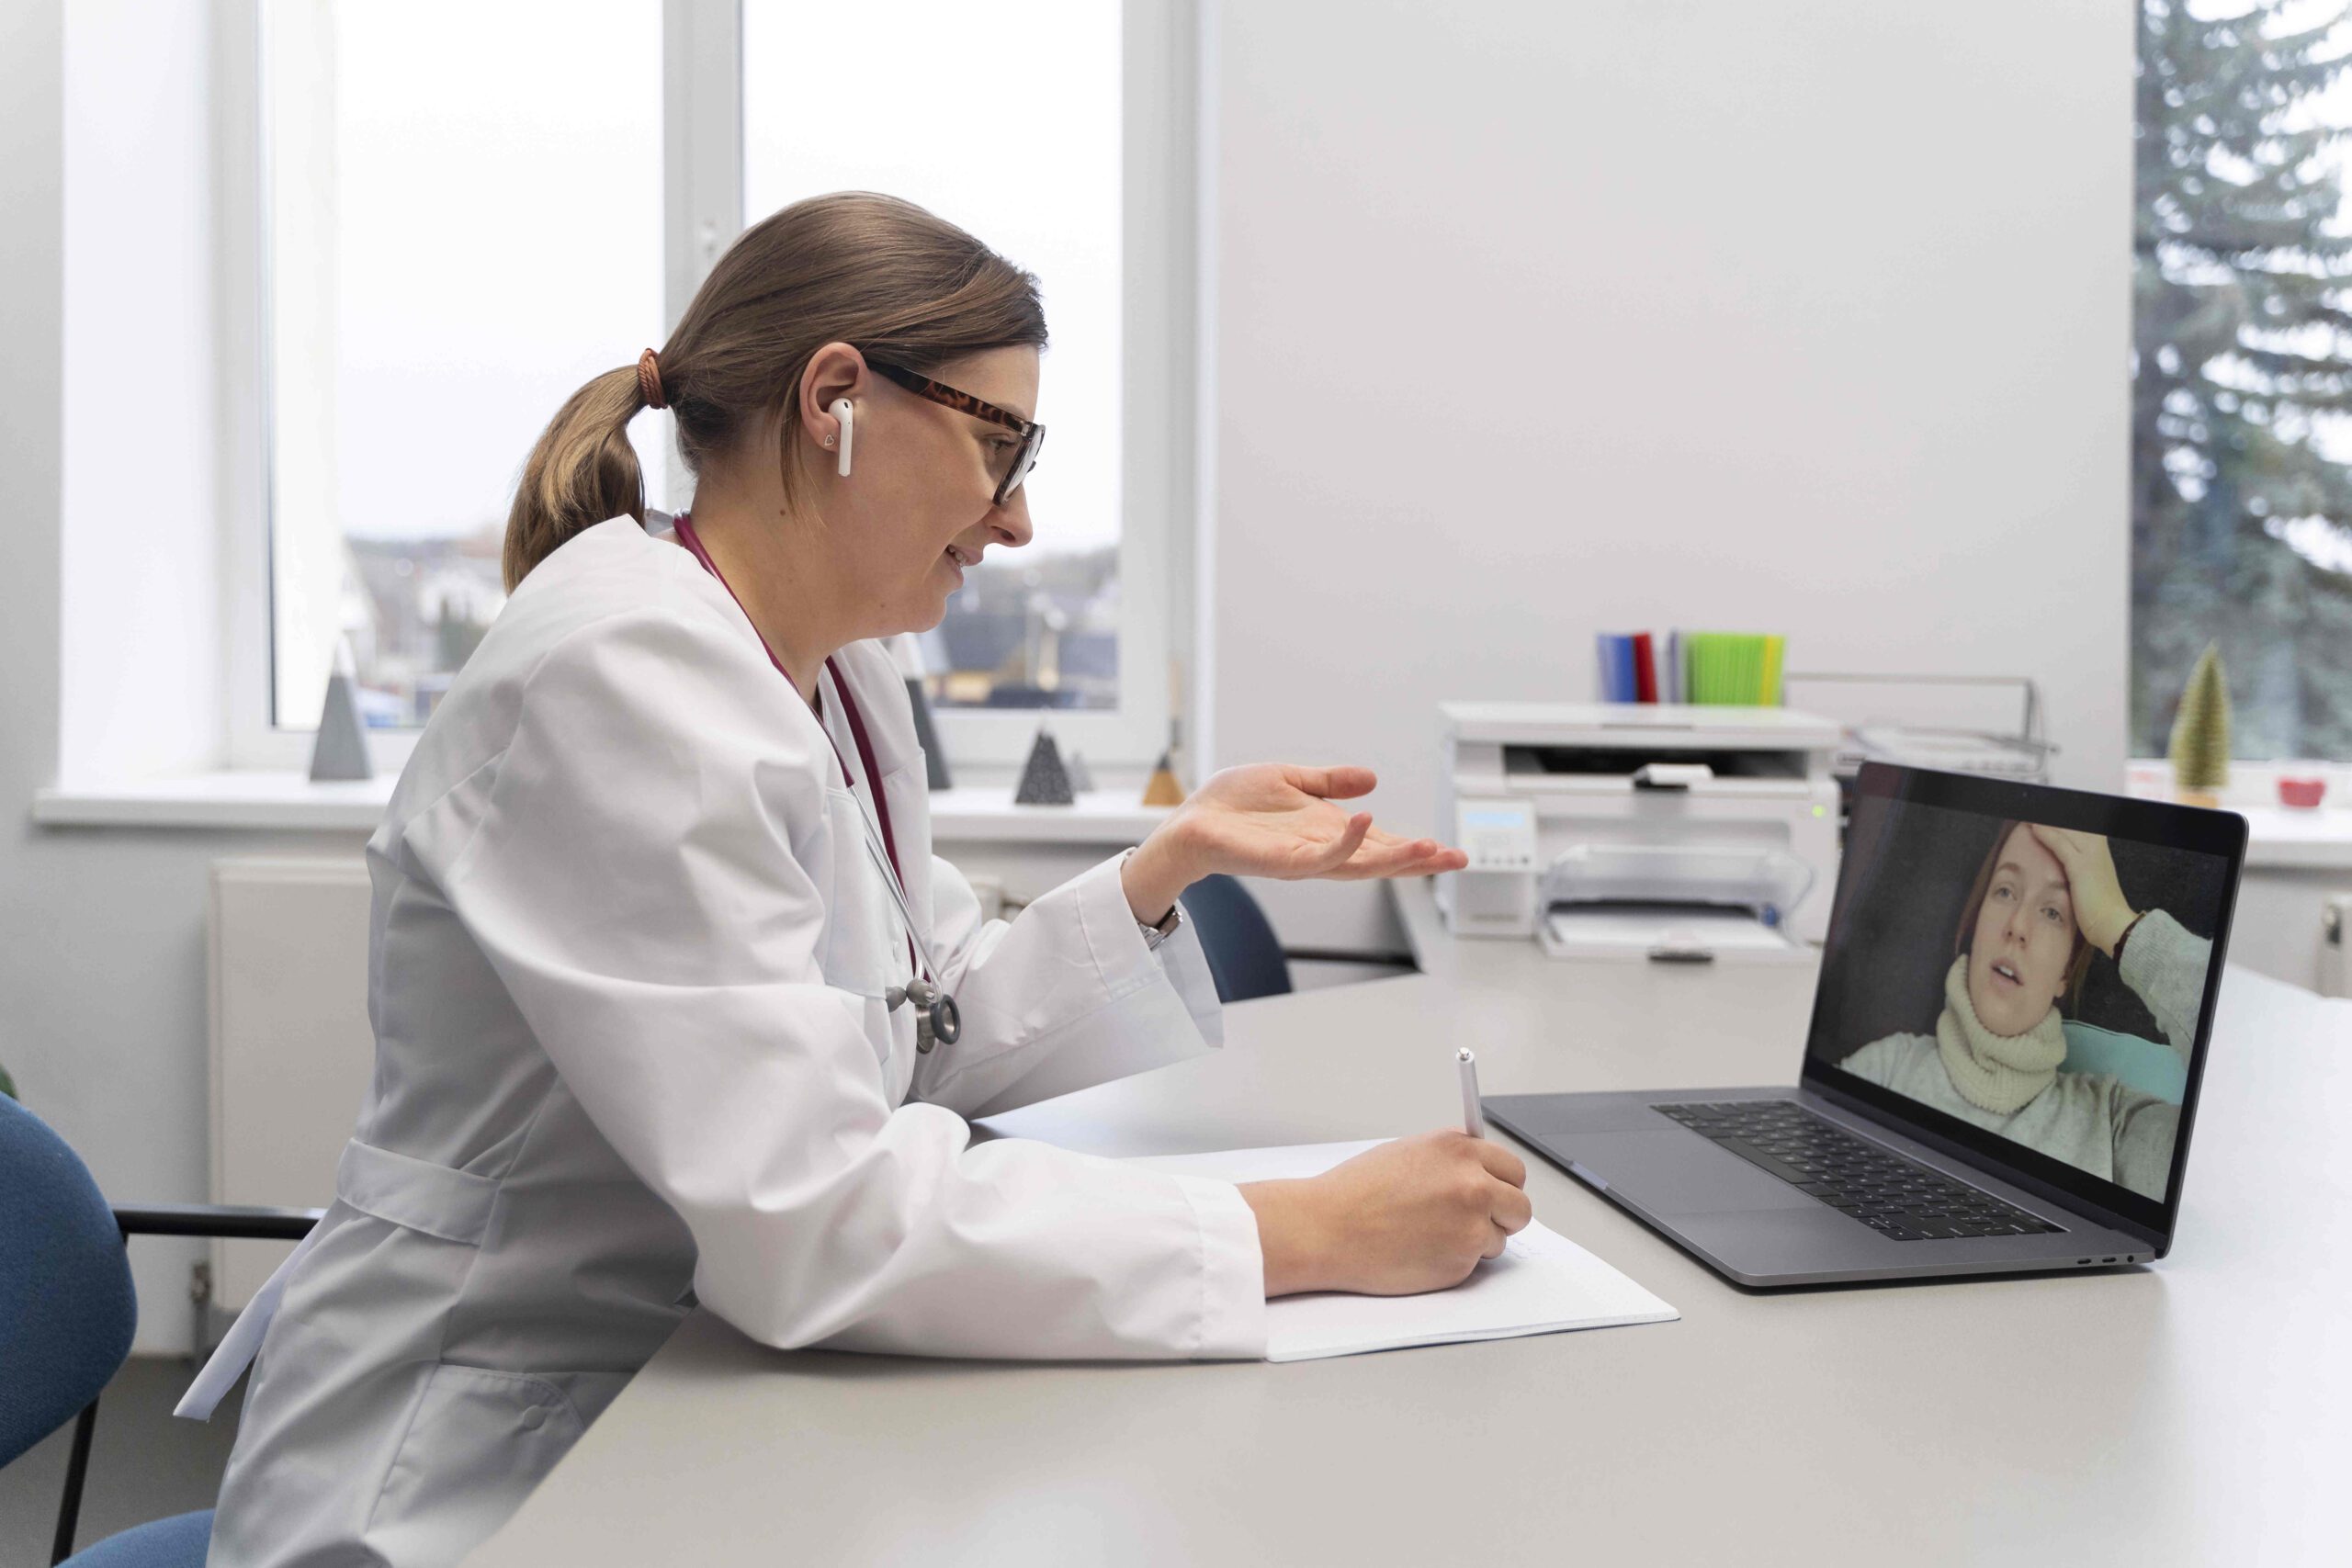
[1176,874,1420,1005]
[0,1094,318,1565]
[1178,874,1295,1002]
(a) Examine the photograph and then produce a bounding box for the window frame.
[219,0,1195,777]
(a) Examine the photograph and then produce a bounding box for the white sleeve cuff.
[1071,851,1225,1046]
[1071,850,1166,989]
[1172,1174,1269,1360]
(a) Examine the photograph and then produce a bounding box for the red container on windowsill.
[2278,776,2327,809]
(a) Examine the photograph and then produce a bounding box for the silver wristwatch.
[1140,899,1182,953]
[1123,848,1184,952]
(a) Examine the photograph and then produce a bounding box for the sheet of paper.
[1129,1140,1679,1361]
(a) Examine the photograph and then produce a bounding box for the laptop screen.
[1801,765,2243,1233]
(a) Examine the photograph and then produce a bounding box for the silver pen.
[1457,1047,1486,1139]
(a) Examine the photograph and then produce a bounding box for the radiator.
[207,855,375,1314]
[2324,894,2350,1000]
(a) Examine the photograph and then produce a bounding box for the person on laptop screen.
[1834,819,2212,1201]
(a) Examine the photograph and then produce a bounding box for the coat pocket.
[361,1362,622,1562]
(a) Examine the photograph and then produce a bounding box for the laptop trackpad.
[1540,1130,1818,1216]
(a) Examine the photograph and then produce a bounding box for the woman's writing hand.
[2026,824,2138,957]
[1122,764,1467,923]
[1239,1132,1533,1297]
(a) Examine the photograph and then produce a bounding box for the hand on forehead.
[2002,822,2071,897]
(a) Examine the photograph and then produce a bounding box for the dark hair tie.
[636,348,667,410]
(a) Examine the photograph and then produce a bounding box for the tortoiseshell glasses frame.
[867,360,1046,506]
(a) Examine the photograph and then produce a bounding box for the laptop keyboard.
[1651,1100,2064,1241]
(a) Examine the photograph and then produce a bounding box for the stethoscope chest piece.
[890,978,962,1054]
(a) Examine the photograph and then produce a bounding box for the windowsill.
[39,769,2349,867]
[2122,760,2352,870]
[41,770,2348,869]
[32,772,1176,845]
[34,773,396,831]
[2227,806,2352,871]
[922,785,1174,845]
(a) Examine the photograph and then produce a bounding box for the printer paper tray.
[1540,905,1811,964]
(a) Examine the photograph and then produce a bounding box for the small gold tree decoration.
[2167,642,2232,807]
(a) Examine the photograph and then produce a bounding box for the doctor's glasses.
[867,360,1046,506]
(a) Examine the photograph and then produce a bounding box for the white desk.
[469,880,2351,1566]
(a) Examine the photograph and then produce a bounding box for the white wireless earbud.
[831,398,854,478]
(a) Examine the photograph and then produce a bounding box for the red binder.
[1632,632,1657,704]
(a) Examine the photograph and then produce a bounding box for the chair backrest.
[1177,874,1294,1003]
[2060,1020,2189,1105]
[0,1097,135,1467]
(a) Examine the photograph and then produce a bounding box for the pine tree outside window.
[2134,0,2352,762]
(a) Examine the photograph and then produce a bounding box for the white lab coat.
[197,516,1267,1567]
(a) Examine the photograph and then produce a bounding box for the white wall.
[1197,0,2134,947]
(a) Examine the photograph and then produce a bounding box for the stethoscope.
[670,513,962,1053]
[843,786,961,1053]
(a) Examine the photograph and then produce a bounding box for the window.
[746,0,1125,718]
[254,0,665,753]
[2133,0,2352,762]
[232,0,1187,773]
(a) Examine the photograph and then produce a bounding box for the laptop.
[1485,762,2245,1287]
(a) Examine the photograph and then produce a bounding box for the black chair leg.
[51,1396,98,1566]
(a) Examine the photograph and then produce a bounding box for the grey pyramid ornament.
[1064,750,1095,795]
[309,671,374,782]
[1013,727,1075,806]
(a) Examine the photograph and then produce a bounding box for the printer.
[1435,703,1842,963]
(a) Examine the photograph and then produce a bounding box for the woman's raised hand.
[2026,823,2139,957]
[1122,764,1467,923]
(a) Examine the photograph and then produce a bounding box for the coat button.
[519,1405,548,1431]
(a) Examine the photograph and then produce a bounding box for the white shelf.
[34,772,1173,847]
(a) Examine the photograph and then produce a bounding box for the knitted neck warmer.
[1934,954,2066,1115]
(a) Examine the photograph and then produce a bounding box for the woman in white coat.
[191,192,1526,1566]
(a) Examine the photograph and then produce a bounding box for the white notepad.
[1129,1139,1679,1361]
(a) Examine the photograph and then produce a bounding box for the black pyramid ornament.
[886,633,954,793]
[903,677,953,792]
[1013,727,1076,806]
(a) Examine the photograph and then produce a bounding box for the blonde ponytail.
[502,366,650,592]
